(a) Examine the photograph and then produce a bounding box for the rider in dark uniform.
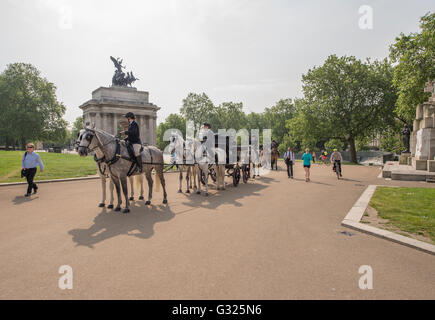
[124,112,142,173]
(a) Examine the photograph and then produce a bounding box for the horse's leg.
[178,166,183,193]
[99,175,106,207]
[139,174,144,200]
[111,175,122,212]
[185,166,190,193]
[129,176,134,200]
[192,165,197,191]
[108,178,114,209]
[120,176,130,213]
[157,165,168,204]
[196,167,202,194]
[221,165,226,190]
[204,167,209,196]
[145,168,153,205]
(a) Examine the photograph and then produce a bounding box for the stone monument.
[410,80,435,172]
[79,57,159,145]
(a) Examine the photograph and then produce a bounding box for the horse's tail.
[155,169,161,192]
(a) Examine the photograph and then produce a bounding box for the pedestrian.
[301,148,313,182]
[283,147,295,178]
[22,143,45,197]
[312,151,316,164]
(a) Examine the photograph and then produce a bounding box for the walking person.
[22,143,45,197]
[301,148,313,182]
[312,151,316,164]
[283,147,295,178]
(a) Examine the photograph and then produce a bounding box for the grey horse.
[167,132,198,193]
[77,128,167,213]
[76,129,144,208]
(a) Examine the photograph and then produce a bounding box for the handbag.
[21,152,28,178]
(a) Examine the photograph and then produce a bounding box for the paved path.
[0,162,434,299]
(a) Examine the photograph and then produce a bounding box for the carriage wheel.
[233,165,241,187]
[209,166,217,182]
[200,170,206,185]
[242,164,249,183]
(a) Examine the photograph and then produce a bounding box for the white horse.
[196,138,226,194]
[167,132,197,193]
[76,129,144,208]
[77,128,167,213]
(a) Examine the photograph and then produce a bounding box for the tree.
[286,98,331,152]
[325,139,344,151]
[0,63,68,148]
[212,102,247,131]
[389,12,435,124]
[263,98,296,143]
[180,92,215,132]
[70,116,83,140]
[301,55,397,162]
[156,113,186,150]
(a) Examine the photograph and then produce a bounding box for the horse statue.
[75,129,144,208]
[77,128,168,213]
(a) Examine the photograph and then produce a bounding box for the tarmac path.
[0,161,434,299]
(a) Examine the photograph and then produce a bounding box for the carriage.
[201,133,253,187]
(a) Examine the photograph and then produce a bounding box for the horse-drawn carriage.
[202,133,255,187]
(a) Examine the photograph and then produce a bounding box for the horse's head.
[76,128,98,156]
[168,133,179,155]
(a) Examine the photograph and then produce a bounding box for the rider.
[124,112,142,173]
[330,148,343,177]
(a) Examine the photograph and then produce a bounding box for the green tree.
[263,98,296,143]
[324,139,344,151]
[70,116,83,140]
[156,113,186,150]
[0,63,68,148]
[180,92,215,132]
[389,12,435,124]
[212,102,247,131]
[301,55,397,162]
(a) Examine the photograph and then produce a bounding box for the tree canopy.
[0,63,68,148]
[389,12,435,124]
[289,55,397,162]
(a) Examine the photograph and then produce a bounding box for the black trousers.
[24,168,37,194]
[285,160,293,177]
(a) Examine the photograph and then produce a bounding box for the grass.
[0,151,97,183]
[369,187,435,243]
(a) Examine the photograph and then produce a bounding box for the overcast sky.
[0,0,433,126]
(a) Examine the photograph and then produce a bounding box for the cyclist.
[319,149,328,164]
[330,149,343,177]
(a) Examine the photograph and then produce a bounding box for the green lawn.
[0,151,97,183]
[369,187,435,242]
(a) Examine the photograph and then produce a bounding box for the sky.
[0,0,433,127]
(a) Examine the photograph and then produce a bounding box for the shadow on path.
[68,204,175,248]
[181,176,276,210]
[12,195,39,205]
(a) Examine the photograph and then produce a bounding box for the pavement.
[0,161,434,299]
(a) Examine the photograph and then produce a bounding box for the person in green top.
[301,148,313,182]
